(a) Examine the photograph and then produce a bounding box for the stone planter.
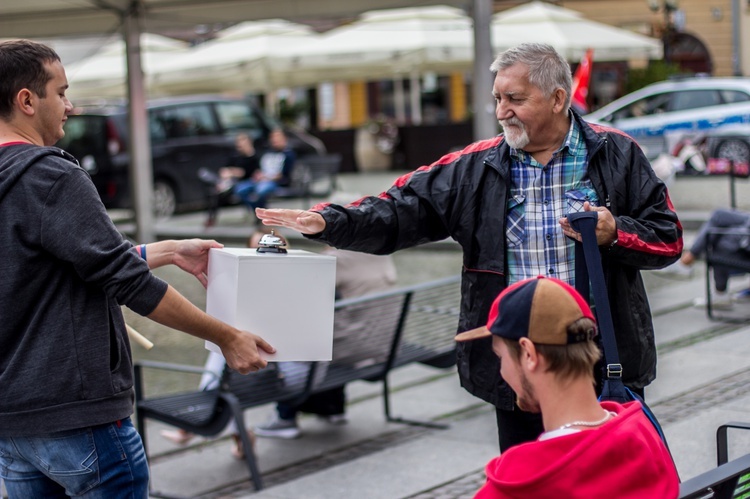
[354,126,392,172]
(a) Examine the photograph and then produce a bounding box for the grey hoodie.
[0,143,167,436]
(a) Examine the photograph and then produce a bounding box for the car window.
[670,89,721,112]
[149,113,167,144]
[58,115,107,156]
[612,93,670,120]
[215,101,264,139]
[154,104,219,139]
[720,90,750,104]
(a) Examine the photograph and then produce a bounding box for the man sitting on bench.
[456,277,678,498]
[661,208,750,309]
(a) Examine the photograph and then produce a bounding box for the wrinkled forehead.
[493,63,534,92]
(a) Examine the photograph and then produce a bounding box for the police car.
[584,77,750,164]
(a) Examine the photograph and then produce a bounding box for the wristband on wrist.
[140,244,147,260]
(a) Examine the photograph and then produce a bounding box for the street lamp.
[647,0,679,63]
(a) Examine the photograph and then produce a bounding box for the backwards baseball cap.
[455,276,597,345]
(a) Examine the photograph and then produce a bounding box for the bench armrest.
[135,359,216,377]
[133,360,222,400]
[718,421,750,465]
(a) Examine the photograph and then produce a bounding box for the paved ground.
[4,172,750,498]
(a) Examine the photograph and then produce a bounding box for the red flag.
[571,48,593,113]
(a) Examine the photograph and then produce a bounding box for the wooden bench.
[270,153,342,208]
[704,227,750,320]
[679,422,750,498]
[134,275,461,493]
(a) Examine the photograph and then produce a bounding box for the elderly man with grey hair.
[257,42,683,451]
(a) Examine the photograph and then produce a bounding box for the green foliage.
[625,60,683,94]
[278,98,309,124]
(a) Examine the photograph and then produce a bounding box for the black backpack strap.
[568,211,622,381]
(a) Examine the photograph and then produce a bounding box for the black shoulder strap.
[568,211,621,380]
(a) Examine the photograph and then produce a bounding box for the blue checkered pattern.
[505,115,598,286]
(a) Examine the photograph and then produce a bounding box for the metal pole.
[471,0,497,141]
[409,71,422,126]
[732,0,742,76]
[123,5,155,243]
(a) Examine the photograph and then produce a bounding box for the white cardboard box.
[205,247,336,361]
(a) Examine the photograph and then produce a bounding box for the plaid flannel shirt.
[506,115,599,285]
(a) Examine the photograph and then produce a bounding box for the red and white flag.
[571,48,593,113]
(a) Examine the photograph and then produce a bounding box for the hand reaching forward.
[173,239,224,287]
[255,208,326,235]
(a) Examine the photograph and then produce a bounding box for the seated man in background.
[199,132,259,228]
[455,277,678,498]
[234,129,295,218]
[661,207,750,308]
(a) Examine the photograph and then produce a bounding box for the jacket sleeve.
[40,165,168,315]
[606,134,683,269]
[309,162,458,254]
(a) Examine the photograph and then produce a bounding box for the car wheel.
[714,138,750,165]
[153,180,177,220]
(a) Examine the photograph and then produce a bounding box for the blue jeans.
[0,417,148,498]
[234,179,278,210]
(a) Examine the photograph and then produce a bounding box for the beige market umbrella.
[491,1,662,62]
[151,19,320,94]
[64,33,188,100]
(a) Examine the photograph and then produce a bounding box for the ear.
[552,88,567,113]
[518,337,540,371]
[15,89,36,117]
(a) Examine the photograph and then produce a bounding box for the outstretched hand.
[173,239,224,287]
[255,208,326,235]
[559,202,618,246]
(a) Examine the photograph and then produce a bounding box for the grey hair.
[490,43,572,111]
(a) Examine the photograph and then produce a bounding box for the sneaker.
[254,416,300,439]
[693,292,734,310]
[318,413,348,425]
[655,261,693,278]
[733,288,750,302]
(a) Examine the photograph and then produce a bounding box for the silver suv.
[584,77,750,165]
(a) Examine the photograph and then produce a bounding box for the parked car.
[584,77,750,164]
[56,95,325,218]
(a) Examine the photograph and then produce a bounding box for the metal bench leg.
[382,375,449,430]
[224,394,264,491]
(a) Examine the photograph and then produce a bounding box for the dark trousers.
[277,387,346,421]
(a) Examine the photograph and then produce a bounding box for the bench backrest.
[290,153,341,197]
[211,275,460,410]
[392,275,461,369]
[314,289,410,391]
[679,454,750,499]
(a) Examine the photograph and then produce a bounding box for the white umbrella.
[151,19,320,94]
[491,1,663,62]
[282,5,474,87]
[64,33,188,99]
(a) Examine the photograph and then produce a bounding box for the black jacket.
[310,112,683,409]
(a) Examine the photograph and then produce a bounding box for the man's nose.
[495,101,512,121]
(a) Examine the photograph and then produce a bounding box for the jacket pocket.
[506,194,526,248]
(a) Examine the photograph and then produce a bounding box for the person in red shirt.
[455,277,678,499]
